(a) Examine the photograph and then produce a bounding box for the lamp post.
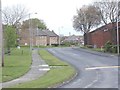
[28,13,37,52]
[58,26,63,46]
[58,28,60,46]
[116,0,119,55]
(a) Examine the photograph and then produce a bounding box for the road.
[47,47,119,88]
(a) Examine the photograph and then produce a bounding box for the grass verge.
[80,45,104,52]
[10,49,76,88]
[2,47,31,82]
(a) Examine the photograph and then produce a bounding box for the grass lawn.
[80,45,104,52]
[40,49,68,66]
[2,47,32,82]
[0,67,1,83]
[10,49,76,88]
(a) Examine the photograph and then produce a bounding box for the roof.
[43,30,58,37]
[64,35,82,41]
[90,22,120,34]
[34,29,58,37]
[35,29,47,36]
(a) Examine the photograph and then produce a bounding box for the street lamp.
[58,26,63,46]
[116,0,119,55]
[58,28,60,46]
[28,13,37,51]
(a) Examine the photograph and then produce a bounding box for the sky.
[2,0,94,36]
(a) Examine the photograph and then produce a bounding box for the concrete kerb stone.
[73,47,117,58]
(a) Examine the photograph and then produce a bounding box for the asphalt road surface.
[47,47,119,88]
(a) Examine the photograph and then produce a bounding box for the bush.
[111,45,118,53]
[104,41,118,53]
[86,45,93,48]
[104,41,112,53]
[62,42,77,47]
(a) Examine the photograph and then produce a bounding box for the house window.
[104,29,108,32]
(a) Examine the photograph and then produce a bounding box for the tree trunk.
[7,48,11,55]
[84,33,87,46]
[111,23,117,45]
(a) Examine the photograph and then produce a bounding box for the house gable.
[86,22,120,48]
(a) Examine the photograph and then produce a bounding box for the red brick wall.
[90,29,112,48]
[88,22,120,48]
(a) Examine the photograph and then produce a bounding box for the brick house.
[63,35,84,44]
[43,30,59,46]
[19,28,30,46]
[85,22,120,48]
[35,29,47,46]
[19,28,59,46]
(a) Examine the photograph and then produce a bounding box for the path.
[1,49,50,88]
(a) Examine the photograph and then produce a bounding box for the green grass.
[80,45,104,52]
[0,67,2,83]
[40,50,68,66]
[92,48,104,52]
[10,49,76,88]
[2,47,32,82]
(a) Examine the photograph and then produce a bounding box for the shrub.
[104,41,119,53]
[104,41,112,53]
[86,45,93,48]
[62,41,77,47]
[111,45,117,53]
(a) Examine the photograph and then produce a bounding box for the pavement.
[1,49,50,88]
[47,47,118,88]
[73,47,118,58]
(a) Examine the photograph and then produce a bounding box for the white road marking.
[110,55,115,56]
[84,70,99,88]
[84,79,98,88]
[72,78,81,84]
[39,68,50,71]
[72,53,77,56]
[12,79,20,81]
[85,66,120,70]
[39,65,49,67]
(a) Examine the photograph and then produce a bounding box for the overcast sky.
[2,0,94,36]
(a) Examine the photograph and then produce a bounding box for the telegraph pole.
[0,0,4,67]
[29,14,32,52]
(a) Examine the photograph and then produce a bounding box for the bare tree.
[94,0,120,44]
[73,5,101,45]
[2,4,28,27]
[2,5,28,53]
[94,0,120,25]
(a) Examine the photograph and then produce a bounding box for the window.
[104,29,108,32]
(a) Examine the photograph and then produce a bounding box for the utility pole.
[0,0,4,67]
[29,13,37,51]
[59,28,60,46]
[58,26,63,46]
[117,0,119,55]
[29,14,32,52]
